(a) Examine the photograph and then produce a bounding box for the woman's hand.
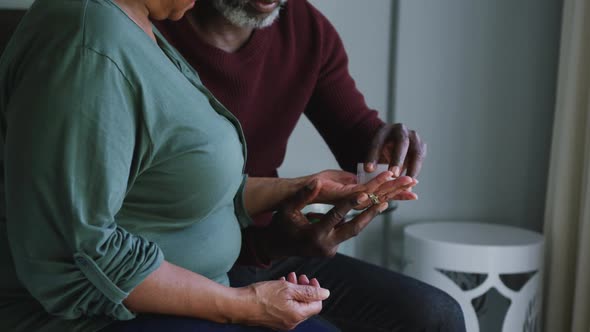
[303,170,418,206]
[352,172,418,209]
[280,272,321,288]
[300,170,357,204]
[243,170,417,217]
[236,275,330,331]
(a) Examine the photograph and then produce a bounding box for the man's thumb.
[290,179,321,211]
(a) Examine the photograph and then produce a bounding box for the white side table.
[402,222,544,332]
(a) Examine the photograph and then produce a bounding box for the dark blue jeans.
[105,254,465,332]
[229,254,466,332]
[104,314,339,332]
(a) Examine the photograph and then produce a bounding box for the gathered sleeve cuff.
[4,47,164,320]
[233,174,255,229]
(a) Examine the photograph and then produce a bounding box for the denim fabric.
[104,314,339,332]
[229,254,466,332]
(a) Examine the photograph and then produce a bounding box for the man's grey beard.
[211,0,287,29]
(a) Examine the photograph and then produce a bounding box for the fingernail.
[378,203,388,213]
[366,162,375,172]
[320,288,330,298]
[356,194,368,205]
[391,166,401,177]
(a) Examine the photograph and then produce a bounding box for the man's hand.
[365,123,427,178]
[257,179,405,259]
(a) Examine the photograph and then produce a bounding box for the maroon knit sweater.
[155,0,384,178]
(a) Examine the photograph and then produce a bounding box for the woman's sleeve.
[232,175,271,267]
[3,48,163,320]
[233,175,254,229]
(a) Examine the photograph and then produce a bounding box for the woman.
[0,0,416,331]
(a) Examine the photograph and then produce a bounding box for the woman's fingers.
[370,176,417,202]
[298,274,310,285]
[280,273,321,288]
[310,278,320,288]
[362,171,395,193]
[251,280,326,331]
[287,272,297,284]
[352,176,417,209]
[291,284,330,303]
[392,191,419,201]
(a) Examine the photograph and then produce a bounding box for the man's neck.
[187,1,254,53]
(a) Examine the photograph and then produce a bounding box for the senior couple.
[0,0,465,331]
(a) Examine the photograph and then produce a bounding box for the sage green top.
[0,0,252,331]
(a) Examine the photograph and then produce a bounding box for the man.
[155,1,465,331]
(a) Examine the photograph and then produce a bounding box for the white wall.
[390,0,562,265]
[279,0,394,265]
[0,0,33,9]
[4,0,561,269]
[279,0,393,177]
[282,0,562,268]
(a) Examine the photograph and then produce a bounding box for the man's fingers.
[365,124,391,172]
[285,179,322,212]
[366,124,426,178]
[387,124,411,177]
[320,194,365,229]
[333,202,388,243]
[404,138,427,178]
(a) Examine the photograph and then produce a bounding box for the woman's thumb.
[292,284,330,302]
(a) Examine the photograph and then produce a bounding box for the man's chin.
[212,0,285,29]
[248,0,282,14]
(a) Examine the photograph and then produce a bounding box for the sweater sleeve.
[3,47,163,320]
[303,2,385,173]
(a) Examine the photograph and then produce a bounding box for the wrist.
[282,176,307,198]
[290,174,320,203]
[220,286,258,325]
